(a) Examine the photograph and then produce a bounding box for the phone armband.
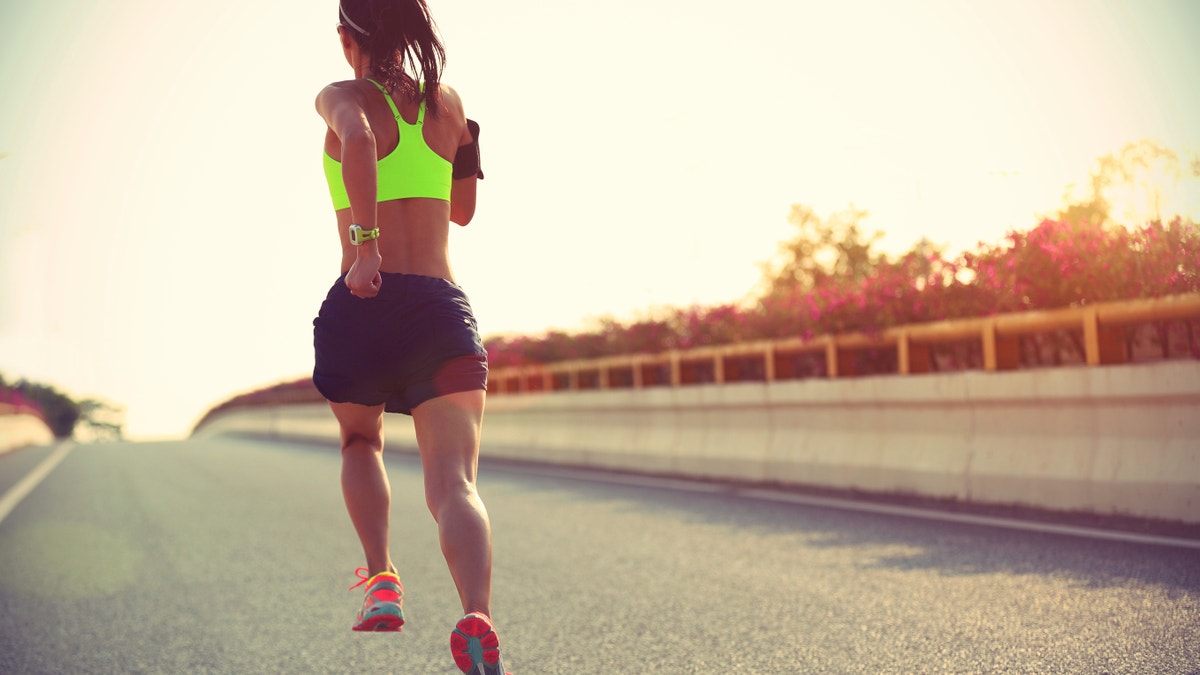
[453,118,484,180]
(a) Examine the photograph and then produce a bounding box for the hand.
[345,251,382,299]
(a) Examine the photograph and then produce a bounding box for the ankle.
[365,559,397,578]
[462,607,492,621]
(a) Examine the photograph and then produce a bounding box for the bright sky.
[1,0,1198,439]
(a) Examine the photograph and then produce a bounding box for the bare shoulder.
[436,83,466,120]
[315,80,367,113]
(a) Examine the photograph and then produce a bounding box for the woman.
[312,1,508,673]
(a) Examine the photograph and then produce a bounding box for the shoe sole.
[450,614,502,673]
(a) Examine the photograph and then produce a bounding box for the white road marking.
[733,488,1200,550]
[0,441,74,526]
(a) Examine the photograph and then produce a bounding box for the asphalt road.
[0,437,1197,674]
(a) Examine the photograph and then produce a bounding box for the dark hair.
[339,0,446,117]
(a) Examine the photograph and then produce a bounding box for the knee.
[424,477,478,518]
[341,431,382,456]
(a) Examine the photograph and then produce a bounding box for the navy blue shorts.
[312,273,489,415]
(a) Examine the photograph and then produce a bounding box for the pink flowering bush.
[0,387,42,417]
[484,217,1200,369]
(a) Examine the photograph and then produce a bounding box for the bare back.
[321,80,472,280]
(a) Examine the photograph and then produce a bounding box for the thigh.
[411,390,486,484]
[329,401,386,447]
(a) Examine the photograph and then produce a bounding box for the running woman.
[312,1,508,673]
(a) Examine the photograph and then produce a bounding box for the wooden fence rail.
[488,293,1200,395]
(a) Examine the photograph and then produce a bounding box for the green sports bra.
[323,79,452,209]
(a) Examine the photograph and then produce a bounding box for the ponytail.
[339,0,446,117]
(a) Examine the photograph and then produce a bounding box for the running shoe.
[349,568,405,632]
[450,612,510,674]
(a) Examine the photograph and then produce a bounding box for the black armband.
[453,118,484,180]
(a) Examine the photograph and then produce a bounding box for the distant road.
[1,437,1198,674]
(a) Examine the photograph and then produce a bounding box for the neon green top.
[323,79,452,210]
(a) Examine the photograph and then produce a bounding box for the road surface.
[1,437,1197,674]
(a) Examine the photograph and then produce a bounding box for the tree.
[1056,139,1188,227]
[11,380,79,438]
[0,373,126,440]
[77,398,125,441]
[758,204,881,301]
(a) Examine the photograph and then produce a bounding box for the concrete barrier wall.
[193,403,418,447]
[0,414,56,455]
[194,361,1200,524]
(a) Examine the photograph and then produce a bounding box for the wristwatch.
[348,224,380,246]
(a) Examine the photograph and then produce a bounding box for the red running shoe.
[450,613,510,674]
[349,568,405,632]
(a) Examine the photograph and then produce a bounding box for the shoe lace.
[349,566,370,591]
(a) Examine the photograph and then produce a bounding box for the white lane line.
[500,463,1200,551]
[0,441,74,526]
[733,488,1200,551]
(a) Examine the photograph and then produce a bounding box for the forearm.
[450,177,477,226]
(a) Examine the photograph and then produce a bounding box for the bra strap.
[365,78,401,122]
[415,82,427,126]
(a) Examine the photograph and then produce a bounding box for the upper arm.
[317,83,378,219]
[443,85,478,226]
[436,85,473,149]
[315,83,372,145]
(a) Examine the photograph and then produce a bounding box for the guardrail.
[487,293,1200,395]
